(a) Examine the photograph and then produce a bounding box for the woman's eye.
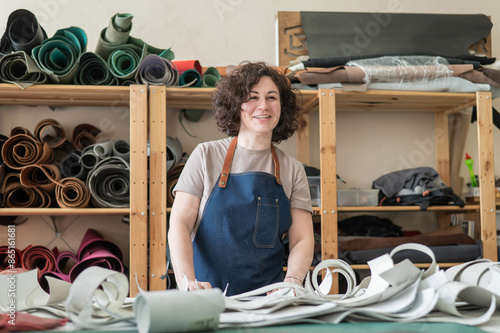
[249,96,258,100]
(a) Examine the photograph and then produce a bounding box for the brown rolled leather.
[10,126,33,137]
[338,233,476,253]
[0,134,8,163]
[1,134,53,170]
[72,124,101,150]
[1,172,51,208]
[55,177,90,208]
[167,163,185,207]
[19,163,61,192]
[34,118,67,149]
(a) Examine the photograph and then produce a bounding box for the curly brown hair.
[211,61,302,143]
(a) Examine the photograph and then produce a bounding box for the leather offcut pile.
[2,244,500,331]
[0,118,131,208]
[0,9,221,88]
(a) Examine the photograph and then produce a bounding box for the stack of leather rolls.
[0,118,131,208]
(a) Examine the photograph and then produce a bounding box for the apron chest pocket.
[253,196,280,248]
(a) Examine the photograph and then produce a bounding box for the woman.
[168,62,314,296]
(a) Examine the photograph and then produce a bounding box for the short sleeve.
[289,161,313,214]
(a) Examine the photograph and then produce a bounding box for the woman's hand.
[187,280,212,291]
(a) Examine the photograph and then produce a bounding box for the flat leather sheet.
[300,12,493,60]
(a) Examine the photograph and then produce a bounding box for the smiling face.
[239,76,281,140]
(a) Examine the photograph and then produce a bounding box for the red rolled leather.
[172,59,202,75]
[0,245,21,270]
[20,245,56,277]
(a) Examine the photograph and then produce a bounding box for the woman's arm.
[168,191,212,290]
[284,208,314,285]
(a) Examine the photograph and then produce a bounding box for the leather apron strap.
[218,136,281,188]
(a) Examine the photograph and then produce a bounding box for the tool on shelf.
[465,153,478,188]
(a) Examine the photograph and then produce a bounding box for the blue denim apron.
[192,137,292,296]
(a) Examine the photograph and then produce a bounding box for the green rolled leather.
[179,69,201,87]
[74,52,117,85]
[96,13,175,82]
[31,26,87,83]
[202,67,221,87]
[0,51,47,88]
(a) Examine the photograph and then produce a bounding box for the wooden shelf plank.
[0,83,131,106]
[0,208,129,216]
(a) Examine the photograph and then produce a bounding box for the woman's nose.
[258,98,269,110]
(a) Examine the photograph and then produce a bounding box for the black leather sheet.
[301,12,493,62]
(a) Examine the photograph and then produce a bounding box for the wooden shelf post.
[149,86,168,290]
[129,85,149,296]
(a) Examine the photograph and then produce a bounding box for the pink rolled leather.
[77,228,123,261]
[69,249,123,282]
[56,250,78,274]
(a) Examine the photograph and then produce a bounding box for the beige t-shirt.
[173,137,312,235]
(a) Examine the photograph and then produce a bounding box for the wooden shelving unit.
[0,83,148,296]
[147,87,497,293]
